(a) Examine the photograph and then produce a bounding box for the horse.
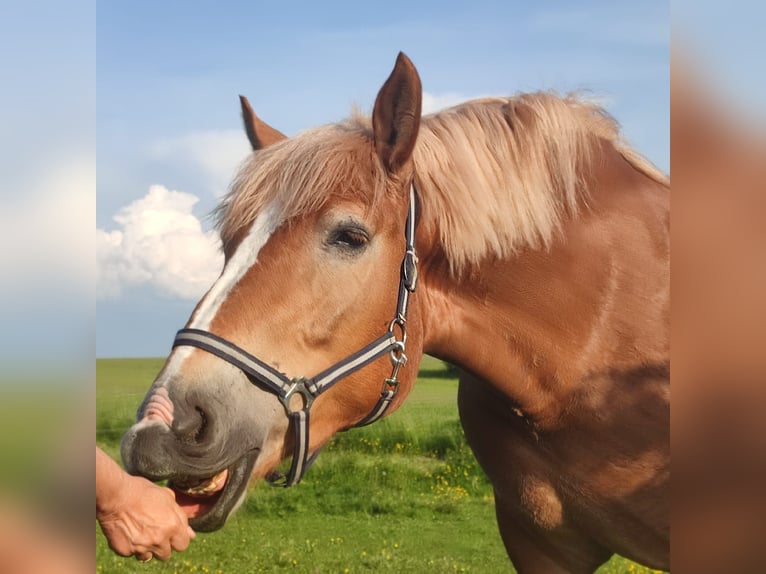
[120,52,669,573]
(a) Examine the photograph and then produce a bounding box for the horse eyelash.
[329,227,369,249]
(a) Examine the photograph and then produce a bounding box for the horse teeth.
[174,469,227,496]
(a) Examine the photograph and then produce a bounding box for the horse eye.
[330,227,369,249]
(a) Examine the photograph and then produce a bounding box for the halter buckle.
[280,377,315,414]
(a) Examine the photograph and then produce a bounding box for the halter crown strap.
[172,183,418,487]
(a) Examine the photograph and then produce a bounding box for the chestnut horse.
[121,53,669,573]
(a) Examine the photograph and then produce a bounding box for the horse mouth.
[168,451,258,532]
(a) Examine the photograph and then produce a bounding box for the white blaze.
[155,204,282,386]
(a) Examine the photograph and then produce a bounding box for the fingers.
[166,488,195,539]
[133,541,172,562]
[153,544,173,561]
[129,533,192,562]
[170,530,193,553]
[106,538,133,558]
[169,518,195,553]
[103,481,195,563]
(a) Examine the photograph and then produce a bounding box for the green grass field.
[97,356,663,573]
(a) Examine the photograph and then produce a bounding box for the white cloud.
[97,185,223,300]
[150,130,251,197]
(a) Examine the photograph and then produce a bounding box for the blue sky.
[97,0,669,357]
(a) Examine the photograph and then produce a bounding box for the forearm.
[96,447,127,513]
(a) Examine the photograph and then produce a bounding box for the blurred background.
[0,1,94,572]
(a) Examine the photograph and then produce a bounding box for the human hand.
[97,472,195,561]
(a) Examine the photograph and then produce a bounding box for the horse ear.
[239,95,287,150]
[372,52,422,174]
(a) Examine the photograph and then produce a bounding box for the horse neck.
[416,144,670,428]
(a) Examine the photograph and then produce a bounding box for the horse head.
[120,53,425,531]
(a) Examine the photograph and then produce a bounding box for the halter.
[172,185,418,487]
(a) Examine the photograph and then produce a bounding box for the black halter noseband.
[172,184,418,486]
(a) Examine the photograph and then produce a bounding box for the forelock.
[215,117,386,248]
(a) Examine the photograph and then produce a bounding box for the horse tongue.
[171,469,229,519]
[174,493,214,519]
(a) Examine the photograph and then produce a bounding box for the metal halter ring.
[389,317,408,344]
[389,339,406,358]
[280,377,315,413]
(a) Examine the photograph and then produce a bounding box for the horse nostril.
[194,406,209,443]
[142,387,175,425]
[172,402,211,444]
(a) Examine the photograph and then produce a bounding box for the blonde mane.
[413,93,667,272]
[217,92,668,271]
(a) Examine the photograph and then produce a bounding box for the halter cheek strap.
[172,184,418,487]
